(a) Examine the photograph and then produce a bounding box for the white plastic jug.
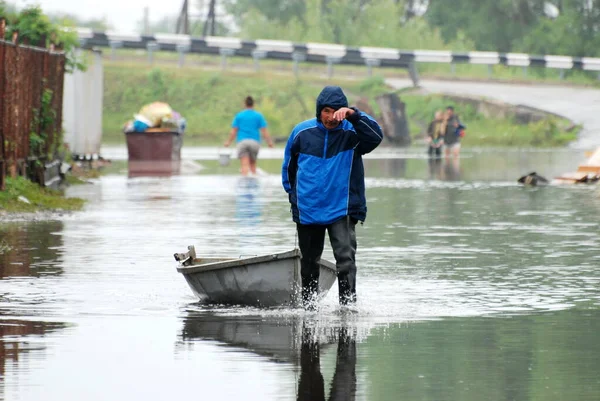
[218,150,231,166]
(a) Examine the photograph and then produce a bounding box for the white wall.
[63,50,103,157]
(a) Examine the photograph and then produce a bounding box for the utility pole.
[143,7,150,35]
[176,0,190,34]
[202,0,216,37]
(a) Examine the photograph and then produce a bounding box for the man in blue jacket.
[282,86,383,308]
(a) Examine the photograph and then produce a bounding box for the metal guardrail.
[75,28,600,84]
[76,29,424,84]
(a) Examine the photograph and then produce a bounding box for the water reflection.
[127,160,181,178]
[0,221,64,278]
[297,324,356,401]
[365,148,586,181]
[180,311,359,400]
[363,310,600,401]
[443,157,462,181]
[0,149,599,400]
[0,319,68,397]
[181,312,304,363]
[235,177,262,224]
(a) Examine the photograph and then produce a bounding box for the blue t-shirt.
[232,109,267,143]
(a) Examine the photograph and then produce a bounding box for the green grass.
[0,177,86,213]
[106,49,600,88]
[103,62,360,146]
[102,61,580,148]
[400,91,578,147]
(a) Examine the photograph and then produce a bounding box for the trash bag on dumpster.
[123,102,186,134]
[138,102,173,127]
[161,110,187,133]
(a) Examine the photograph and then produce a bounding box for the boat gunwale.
[176,249,337,275]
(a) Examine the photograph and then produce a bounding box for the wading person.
[426,110,445,159]
[282,86,383,308]
[443,106,465,160]
[224,96,274,176]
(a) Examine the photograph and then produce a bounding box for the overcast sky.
[17,0,189,32]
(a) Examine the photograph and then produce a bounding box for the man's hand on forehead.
[333,107,355,121]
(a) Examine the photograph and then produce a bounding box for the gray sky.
[20,0,185,32]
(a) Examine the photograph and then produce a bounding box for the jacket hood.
[316,86,348,120]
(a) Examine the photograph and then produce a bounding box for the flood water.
[1,148,600,401]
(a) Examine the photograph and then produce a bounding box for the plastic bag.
[138,102,173,127]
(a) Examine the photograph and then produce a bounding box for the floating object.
[518,172,549,186]
[174,246,337,307]
[554,147,600,184]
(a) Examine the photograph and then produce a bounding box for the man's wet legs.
[296,223,326,309]
[328,217,357,305]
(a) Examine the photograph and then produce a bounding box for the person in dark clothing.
[443,106,465,160]
[282,86,383,308]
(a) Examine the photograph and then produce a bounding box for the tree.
[5,5,54,46]
[3,5,84,72]
[425,0,546,52]
[520,0,600,57]
[224,0,306,25]
[0,1,17,19]
[232,0,467,51]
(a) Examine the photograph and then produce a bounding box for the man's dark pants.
[296,216,357,306]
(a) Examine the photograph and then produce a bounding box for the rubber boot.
[338,274,356,305]
[302,277,318,311]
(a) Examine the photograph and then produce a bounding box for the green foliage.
[29,133,45,156]
[517,2,600,58]
[401,93,578,147]
[232,0,472,50]
[3,5,85,72]
[29,88,58,159]
[227,0,600,58]
[4,5,53,45]
[424,0,600,57]
[224,0,306,25]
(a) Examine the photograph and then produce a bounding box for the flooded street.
[1,148,600,400]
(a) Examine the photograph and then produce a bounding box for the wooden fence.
[0,35,66,190]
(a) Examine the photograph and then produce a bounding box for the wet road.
[386,78,600,149]
[1,151,600,400]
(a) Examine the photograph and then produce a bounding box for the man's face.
[320,107,340,130]
[445,109,454,119]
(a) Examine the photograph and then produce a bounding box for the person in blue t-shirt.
[224,96,274,176]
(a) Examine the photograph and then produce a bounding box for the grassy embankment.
[0,177,85,214]
[109,49,600,88]
[103,60,579,148]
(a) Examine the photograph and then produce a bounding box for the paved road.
[386,79,600,149]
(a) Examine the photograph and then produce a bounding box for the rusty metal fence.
[0,38,66,190]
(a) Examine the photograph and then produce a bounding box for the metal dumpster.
[125,129,183,177]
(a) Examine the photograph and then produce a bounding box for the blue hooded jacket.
[282,86,383,225]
